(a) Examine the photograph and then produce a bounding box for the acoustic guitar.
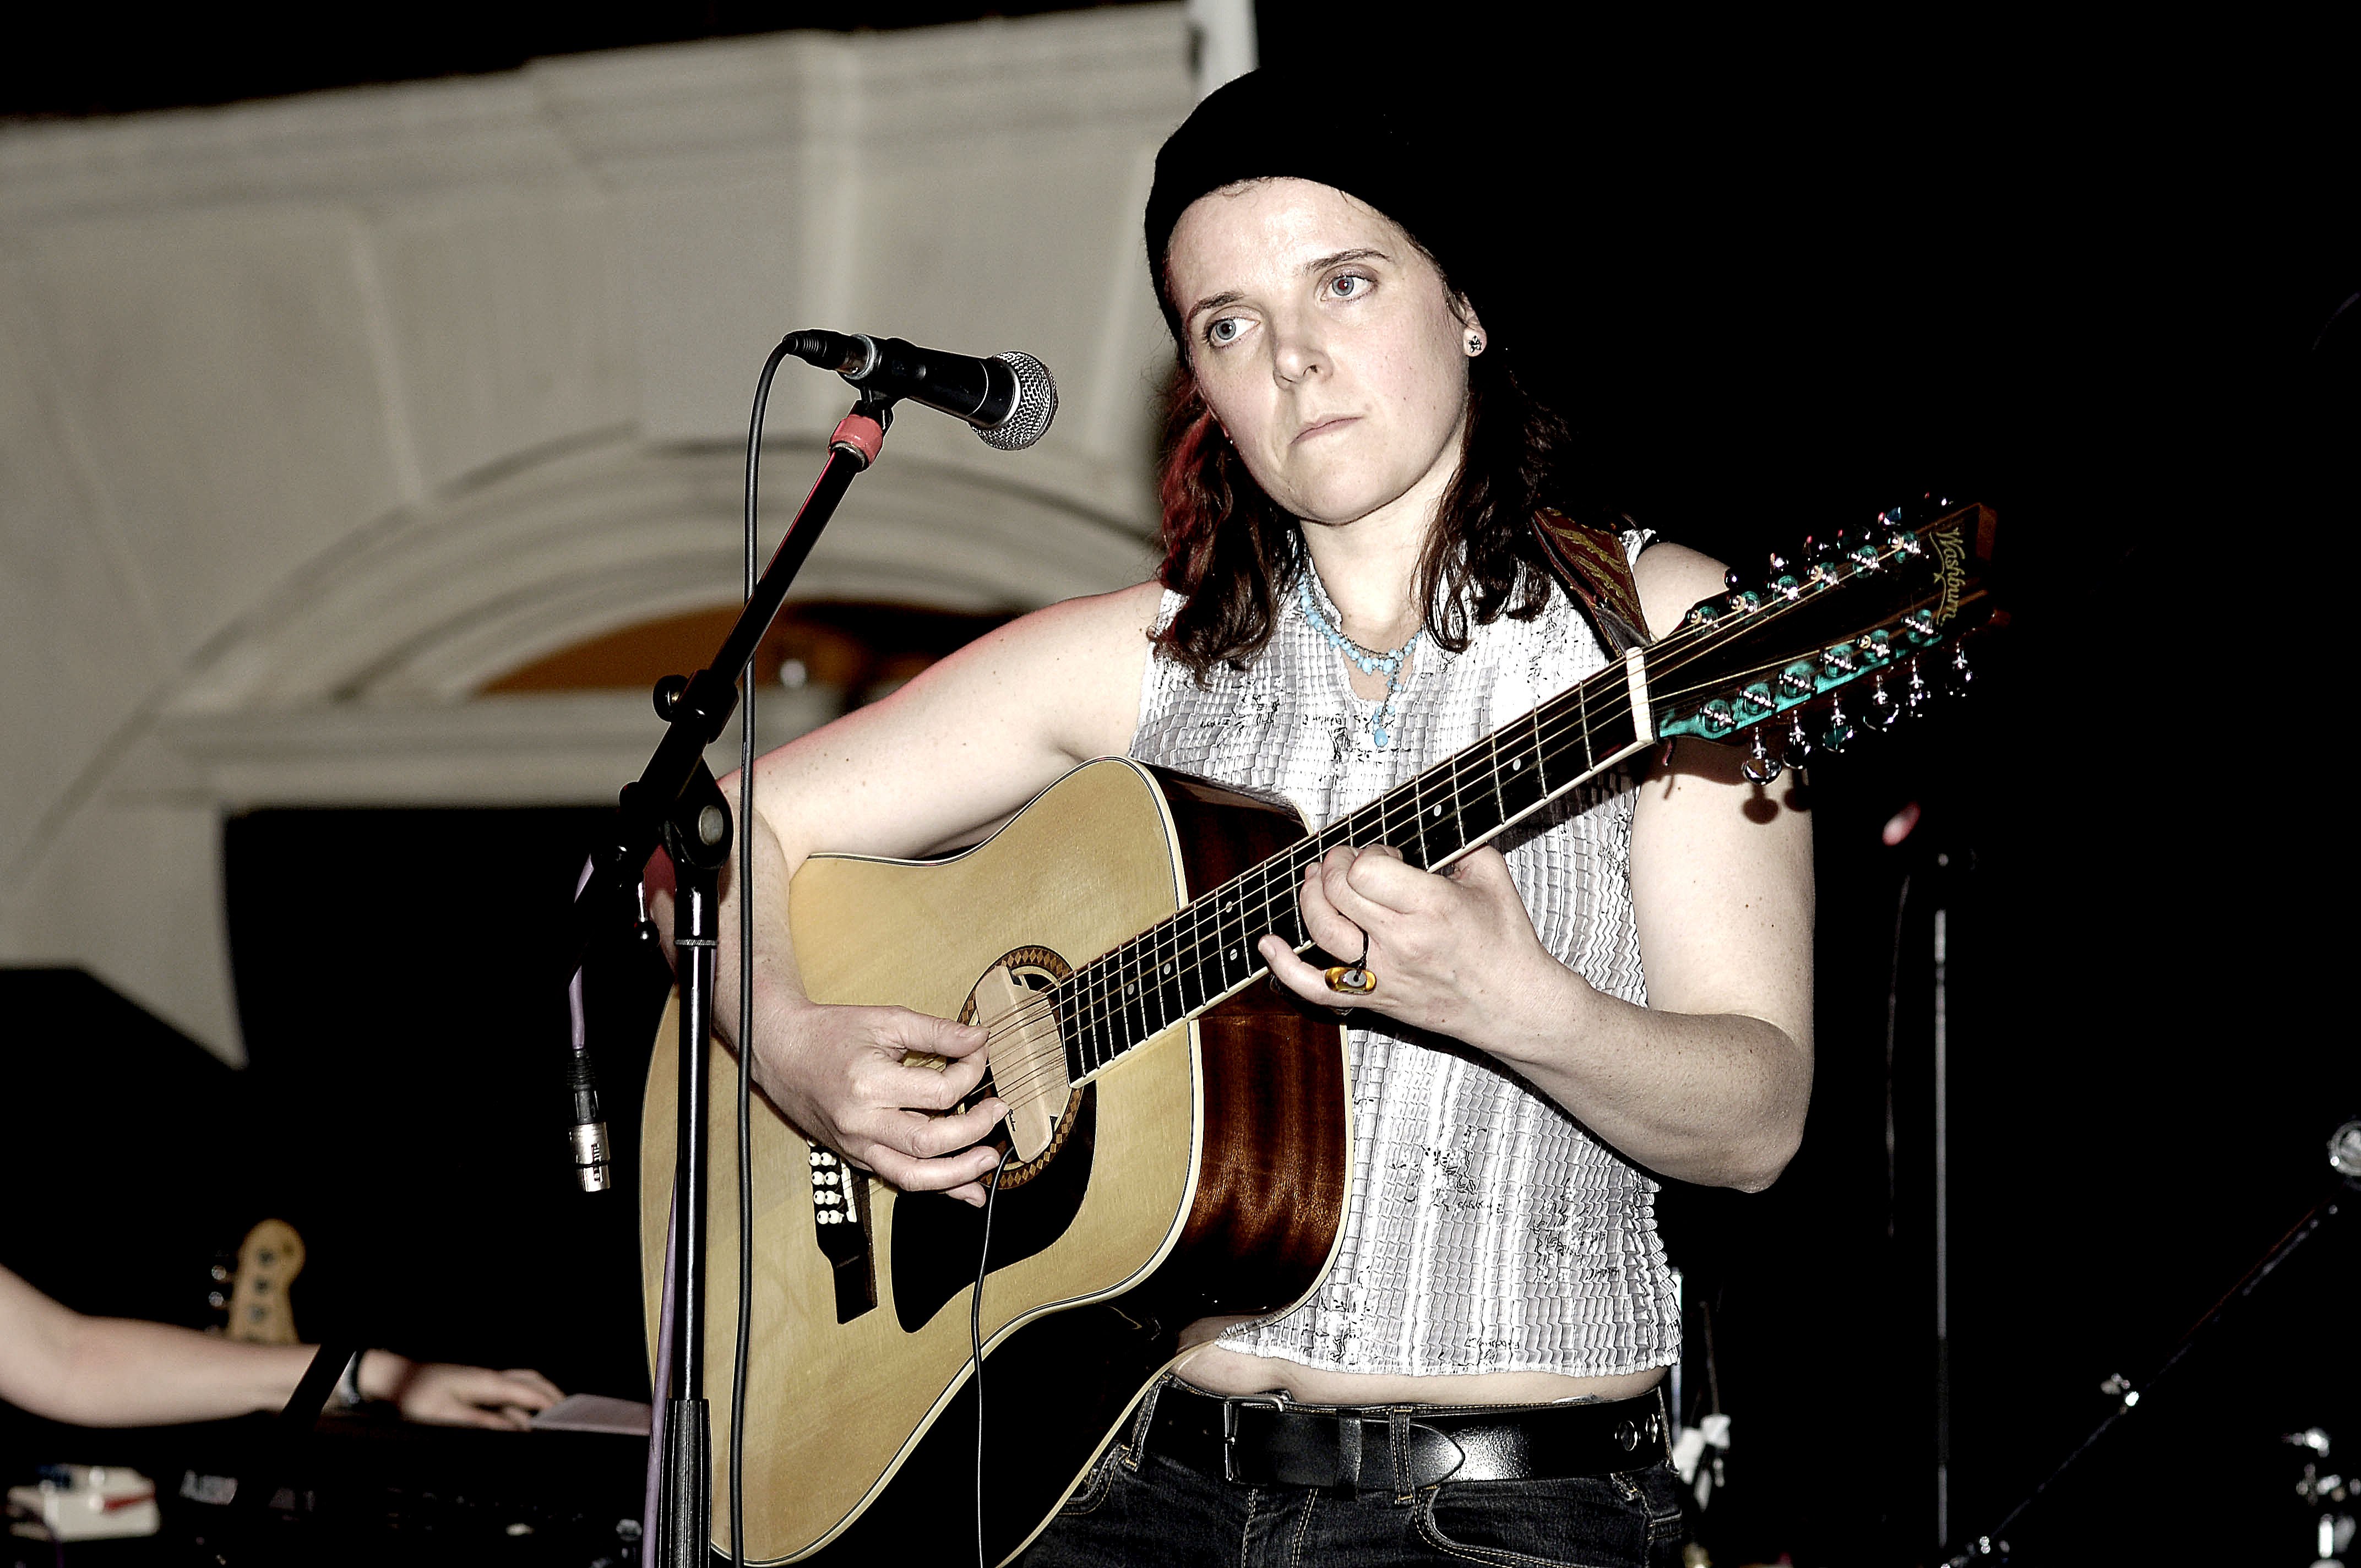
[641,501,2003,1564]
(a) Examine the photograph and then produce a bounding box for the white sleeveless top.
[1129,551,1678,1379]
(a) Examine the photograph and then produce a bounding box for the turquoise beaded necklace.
[1297,571,1422,749]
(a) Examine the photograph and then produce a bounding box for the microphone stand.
[564,347,897,1568]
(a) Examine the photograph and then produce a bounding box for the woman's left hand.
[1257,843,1570,1046]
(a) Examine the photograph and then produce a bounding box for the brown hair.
[1151,345,1572,679]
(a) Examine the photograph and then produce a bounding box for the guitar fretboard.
[1046,649,1655,1082]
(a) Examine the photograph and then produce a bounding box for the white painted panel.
[850,142,1144,471]
[0,76,582,227]
[371,194,640,491]
[23,206,415,663]
[8,797,241,1064]
[0,261,166,875]
[621,172,848,444]
[153,693,833,810]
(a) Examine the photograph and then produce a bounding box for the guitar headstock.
[1652,498,2001,777]
[213,1217,306,1345]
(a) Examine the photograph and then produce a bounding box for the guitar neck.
[1053,649,1657,1084]
[1043,499,1996,1085]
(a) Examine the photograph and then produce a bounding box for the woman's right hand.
[750,995,1008,1206]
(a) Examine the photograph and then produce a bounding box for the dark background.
[3,9,2353,1566]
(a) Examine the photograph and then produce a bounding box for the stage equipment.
[2287,1426,2354,1568]
[167,1413,648,1564]
[556,329,1056,1568]
[1939,1119,2361,1566]
[638,501,2004,1565]
[6,1467,159,1544]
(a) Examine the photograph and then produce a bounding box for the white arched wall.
[0,10,1188,1061]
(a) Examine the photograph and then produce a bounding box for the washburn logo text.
[1933,524,1968,623]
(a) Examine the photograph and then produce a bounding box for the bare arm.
[1261,543,1813,1190]
[0,1265,562,1429]
[648,581,1164,1204]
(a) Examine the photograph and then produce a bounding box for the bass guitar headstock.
[201,1217,306,1344]
[1652,498,2002,779]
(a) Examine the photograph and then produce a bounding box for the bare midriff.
[1171,1318,1668,1407]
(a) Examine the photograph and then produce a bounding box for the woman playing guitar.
[659,70,1812,1568]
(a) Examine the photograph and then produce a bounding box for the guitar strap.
[1530,509,1651,653]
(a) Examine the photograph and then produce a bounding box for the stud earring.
[1467,331,1485,355]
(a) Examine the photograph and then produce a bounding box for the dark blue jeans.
[1021,1430,1688,1567]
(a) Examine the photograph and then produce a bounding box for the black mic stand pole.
[565,363,897,1568]
[654,776,728,1568]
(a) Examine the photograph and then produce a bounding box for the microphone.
[784,329,1058,451]
[565,967,612,1193]
[565,856,615,1194]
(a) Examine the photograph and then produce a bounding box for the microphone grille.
[978,352,1058,451]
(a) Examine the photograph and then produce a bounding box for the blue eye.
[1206,317,1243,346]
[1328,273,1370,300]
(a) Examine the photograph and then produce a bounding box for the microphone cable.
[731,336,793,1568]
[973,1144,1014,1568]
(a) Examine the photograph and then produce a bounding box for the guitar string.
[974,571,1949,1108]
[977,630,1668,1081]
[967,536,1948,1102]
[979,719,1736,1109]
[968,537,1948,1103]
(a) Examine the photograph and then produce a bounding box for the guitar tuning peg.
[1724,567,1744,591]
[1951,644,1973,684]
[1868,673,1901,731]
[1740,729,1785,785]
[1905,656,1931,713]
[1767,551,1790,574]
[1823,699,1855,753]
[1786,713,1814,761]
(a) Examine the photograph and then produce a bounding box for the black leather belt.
[1142,1380,1671,1494]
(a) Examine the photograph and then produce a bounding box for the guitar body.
[640,757,1352,1565]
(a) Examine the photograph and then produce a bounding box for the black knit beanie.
[1144,70,1466,345]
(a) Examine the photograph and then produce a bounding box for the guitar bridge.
[808,1146,877,1321]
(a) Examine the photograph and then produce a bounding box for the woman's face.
[1165,177,1478,531]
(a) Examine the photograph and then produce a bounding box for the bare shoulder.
[948,579,1166,759]
[998,578,1167,660]
[748,580,1167,862]
[1632,541,1727,642]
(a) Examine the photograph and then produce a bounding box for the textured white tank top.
[1129,549,1678,1379]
